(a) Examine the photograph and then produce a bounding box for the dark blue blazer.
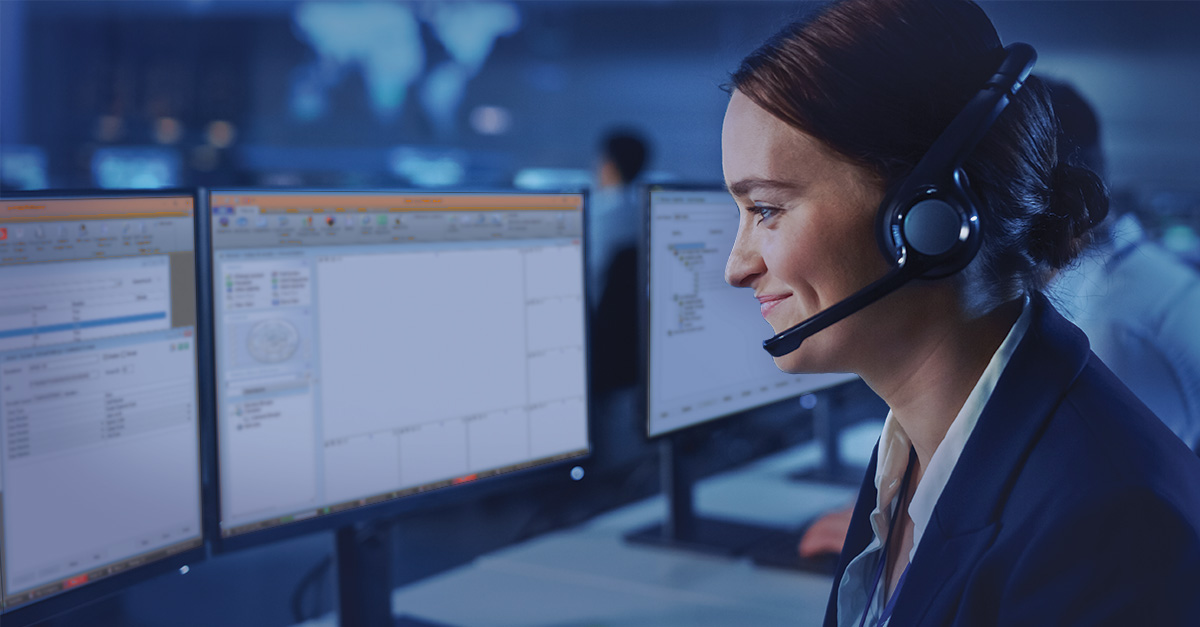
[825,295,1200,626]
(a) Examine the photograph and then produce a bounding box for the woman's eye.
[752,203,781,223]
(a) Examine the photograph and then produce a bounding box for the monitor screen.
[0,194,203,611]
[209,191,589,538]
[646,187,855,437]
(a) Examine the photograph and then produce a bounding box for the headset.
[762,42,1038,358]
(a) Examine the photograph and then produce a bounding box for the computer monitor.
[645,186,854,438]
[0,191,205,624]
[628,185,856,568]
[207,190,589,544]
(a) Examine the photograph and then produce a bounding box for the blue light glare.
[800,394,818,410]
[388,147,466,188]
[91,147,182,189]
[513,168,592,192]
[0,145,48,190]
[1163,224,1200,256]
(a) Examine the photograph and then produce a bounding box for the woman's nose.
[725,224,764,288]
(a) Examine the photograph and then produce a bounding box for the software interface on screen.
[0,196,203,611]
[647,189,856,437]
[209,192,589,537]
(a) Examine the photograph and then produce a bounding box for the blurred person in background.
[589,128,651,466]
[587,128,650,311]
[1045,79,1200,454]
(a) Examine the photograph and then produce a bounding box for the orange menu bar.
[210,193,583,213]
[0,196,194,222]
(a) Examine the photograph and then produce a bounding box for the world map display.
[290,1,520,132]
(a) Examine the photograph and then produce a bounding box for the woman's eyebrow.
[725,178,802,198]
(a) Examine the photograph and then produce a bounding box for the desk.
[338,421,882,627]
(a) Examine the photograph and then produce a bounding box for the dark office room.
[2,1,1200,626]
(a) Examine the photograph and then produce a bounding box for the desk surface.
[301,422,882,627]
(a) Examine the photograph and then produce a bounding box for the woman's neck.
[861,297,1023,471]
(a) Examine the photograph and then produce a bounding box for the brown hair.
[728,0,1107,314]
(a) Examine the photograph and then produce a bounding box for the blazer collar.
[826,295,1092,627]
[923,293,1091,536]
[891,293,1092,624]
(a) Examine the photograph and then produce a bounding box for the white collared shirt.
[836,301,1033,627]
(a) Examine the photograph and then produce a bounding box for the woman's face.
[722,90,892,373]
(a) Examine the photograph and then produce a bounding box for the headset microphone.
[762,42,1037,358]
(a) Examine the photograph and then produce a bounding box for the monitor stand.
[336,522,455,627]
[623,418,840,576]
[624,436,774,555]
[787,387,867,486]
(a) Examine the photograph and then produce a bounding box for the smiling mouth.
[757,294,790,318]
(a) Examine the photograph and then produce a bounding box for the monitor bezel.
[200,188,595,554]
[0,188,209,626]
[641,183,855,440]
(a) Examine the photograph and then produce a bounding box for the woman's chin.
[769,335,848,375]
[771,351,817,375]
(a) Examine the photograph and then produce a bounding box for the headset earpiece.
[878,167,982,279]
[904,198,963,256]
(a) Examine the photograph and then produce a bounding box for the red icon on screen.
[0,227,6,241]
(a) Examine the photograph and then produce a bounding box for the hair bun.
[1028,163,1110,268]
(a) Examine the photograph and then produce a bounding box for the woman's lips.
[757,293,790,319]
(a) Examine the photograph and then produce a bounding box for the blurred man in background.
[589,128,651,467]
[587,128,650,310]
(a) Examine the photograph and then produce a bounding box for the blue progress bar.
[0,312,167,339]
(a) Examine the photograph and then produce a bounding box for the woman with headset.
[720,0,1200,624]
